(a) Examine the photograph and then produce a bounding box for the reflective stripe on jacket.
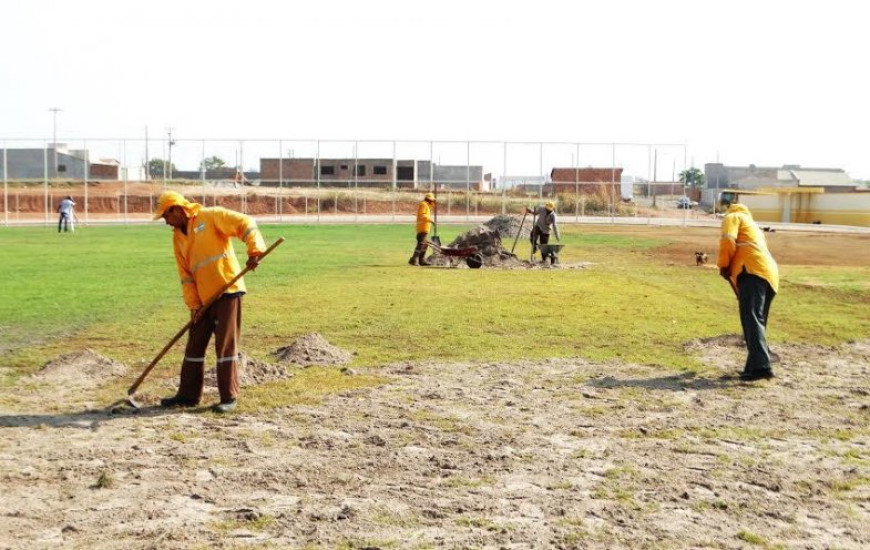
[172,206,267,309]
[717,204,779,293]
[416,200,432,233]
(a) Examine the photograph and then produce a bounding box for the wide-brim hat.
[153,191,190,220]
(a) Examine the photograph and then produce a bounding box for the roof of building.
[779,168,853,187]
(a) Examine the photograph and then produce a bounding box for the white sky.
[1,0,867,179]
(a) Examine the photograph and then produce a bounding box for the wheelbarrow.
[534,243,565,265]
[426,241,484,269]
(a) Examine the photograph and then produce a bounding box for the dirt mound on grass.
[483,214,531,240]
[203,352,294,387]
[684,333,745,352]
[428,224,531,269]
[273,332,353,367]
[31,349,126,387]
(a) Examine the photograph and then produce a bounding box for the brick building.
[259,158,486,190]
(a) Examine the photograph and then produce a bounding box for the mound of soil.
[684,333,745,352]
[483,214,531,240]
[274,333,353,367]
[428,224,530,269]
[203,352,293,387]
[31,349,126,387]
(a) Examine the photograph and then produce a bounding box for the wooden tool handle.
[127,237,285,396]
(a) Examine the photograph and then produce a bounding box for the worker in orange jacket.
[409,192,436,266]
[717,198,779,381]
[153,191,267,412]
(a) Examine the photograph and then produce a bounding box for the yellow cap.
[153,191,189,220]
[545,201,555,211]
[424,192,436,201]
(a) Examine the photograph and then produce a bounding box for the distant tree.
[679,167,706,188]
[147,158,177,179]
[199,155,227,172]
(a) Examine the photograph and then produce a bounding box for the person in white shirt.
[57,196,76,233]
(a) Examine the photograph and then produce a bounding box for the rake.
[109,237,285,411]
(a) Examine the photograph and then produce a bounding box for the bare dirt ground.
[1,336,869,549]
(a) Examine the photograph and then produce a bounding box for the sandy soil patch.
[1,339,868,549]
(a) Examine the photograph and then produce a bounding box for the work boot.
[739,370,774,382]
[160,395,200,408]
[408,254,419,266]
[212,398,237,413]
[418,254,431,266]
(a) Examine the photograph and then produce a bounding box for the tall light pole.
[49,107,62,177]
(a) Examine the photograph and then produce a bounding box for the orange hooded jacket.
[162,196,266,310]
[717,204,779,293]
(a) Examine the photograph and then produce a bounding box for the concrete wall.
[741,192,870,227]
[0,148,86,179]
[0,148,118,179]
[705,163,780,189]
[432,165,485,190]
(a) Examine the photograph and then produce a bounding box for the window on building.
[57,164,66,173]
[397,166,414,180]
[373,165,387,176]
[340,164,348,170]
[320,165,335,176]
[354,165,366,177]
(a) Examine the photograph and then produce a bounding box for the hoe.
[109,237,285,411]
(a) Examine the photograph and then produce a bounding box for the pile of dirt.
[204,352,294,387]
[273,332,353,367]
[483,214,531,240]
[428,224,531,268]
[684,333,745,352]
[30,349,126,388]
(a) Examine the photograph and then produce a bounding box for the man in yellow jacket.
[153,191,267,412]
[409,192,436,266]
[717,199,779,381]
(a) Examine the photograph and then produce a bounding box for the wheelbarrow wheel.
[466,253,483,269]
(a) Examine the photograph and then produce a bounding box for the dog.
[695,251,708,266]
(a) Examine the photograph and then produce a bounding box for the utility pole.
[49,107,62,177]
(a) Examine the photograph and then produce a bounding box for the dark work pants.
[177,294,242,403]
[737,272,776,375]
[58,213,70,232]
[530,227,551,260]
[414,231,429,256]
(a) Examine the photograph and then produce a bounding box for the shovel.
[109,236,285,411]
[510,209,528,254]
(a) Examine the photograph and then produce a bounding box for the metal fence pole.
[502,141,507,214]
[575,143,580,222]
[3,143,7,227]
[200,140,206,204]
[392,140,396,221]
[84,140,89,225]
[354,140,359,222]
[316,140,321,223]
[43,145,49,225]
[278,139,283,221]
[123,140,128,223]
[239,140,246,215]
[466,141,471,221]
[539,142,544,202]
[611,142,616,224]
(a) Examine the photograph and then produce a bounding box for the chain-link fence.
[2,139,707,226]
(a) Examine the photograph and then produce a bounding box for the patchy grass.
[2,223,869,398]
[91,470,115,489]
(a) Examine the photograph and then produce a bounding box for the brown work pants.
[176,294,242,403]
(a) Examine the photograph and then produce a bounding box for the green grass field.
[1,223,869,389]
